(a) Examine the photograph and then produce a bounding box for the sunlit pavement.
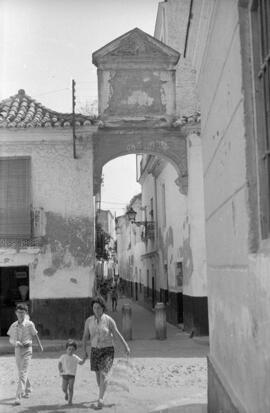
[0,298,209,412]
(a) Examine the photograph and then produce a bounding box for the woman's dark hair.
[16,303,28,312]
[66,339,77,350]
[91,296,106,311]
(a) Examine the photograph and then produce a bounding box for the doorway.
[135,281,138,301]
[152,276,155,309]
[0,266,29,335]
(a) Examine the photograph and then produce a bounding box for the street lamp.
[126,207,137,224]
[126,207,155,228]
[115,218,121,234]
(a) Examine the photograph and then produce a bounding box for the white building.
[0,89,96,338]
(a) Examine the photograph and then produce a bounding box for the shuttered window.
[0,157,31,238]
[251,0,270,238]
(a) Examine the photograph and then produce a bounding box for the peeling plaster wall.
[99,69,176,118]
[194,1,270,410]
[0,129,95,299]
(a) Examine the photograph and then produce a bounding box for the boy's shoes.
[97,399,104,409]
[14,398,21,405]
[22,393,30,398]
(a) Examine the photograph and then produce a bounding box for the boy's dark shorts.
[90,346,114,373]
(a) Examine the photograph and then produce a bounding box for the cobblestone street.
[0,299,208,412]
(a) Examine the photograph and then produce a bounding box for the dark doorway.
[0,266,29,335]
[135,282,138,301]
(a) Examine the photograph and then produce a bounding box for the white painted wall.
[0,128,96,299]
[155,162,187,292]
[184,133,207,297]
[191,0,270,410]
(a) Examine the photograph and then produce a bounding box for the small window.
[0,158,31,238]
[176,262,183,287]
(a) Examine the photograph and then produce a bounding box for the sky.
[0,0,160,215]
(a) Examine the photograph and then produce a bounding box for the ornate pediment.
[92,28,180,67]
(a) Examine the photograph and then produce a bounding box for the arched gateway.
[92,28,197,196]
[92,28,208,335]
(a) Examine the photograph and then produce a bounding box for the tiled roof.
[0,89,93,128]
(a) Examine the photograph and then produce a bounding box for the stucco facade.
[154,2,208,332]
[180,0,270,411]
[0,120,96,338]
[138,155,187,324]
[116,194,144,299]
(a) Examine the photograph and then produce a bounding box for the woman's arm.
[110,319,130,355]
[82,319,90,358]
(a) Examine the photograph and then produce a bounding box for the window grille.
[0,158,31,238]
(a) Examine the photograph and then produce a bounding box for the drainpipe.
[154,175,158,244]
[154,175,159,293]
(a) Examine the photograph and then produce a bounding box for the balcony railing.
[0,207,46,249]
[141,222,155,242]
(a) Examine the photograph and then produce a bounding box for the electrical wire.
[101,201,128,205]
[35,88,70,97]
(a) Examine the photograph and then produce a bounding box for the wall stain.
[106,70,166,116]
[43,212,94,276]
[158,225,174,264]
[70,278,78,284]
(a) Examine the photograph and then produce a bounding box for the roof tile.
[0,89,93,128]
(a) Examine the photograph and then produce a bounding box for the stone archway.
[92,28,191,196]
[92,28,207,336]
[93,126,188,196]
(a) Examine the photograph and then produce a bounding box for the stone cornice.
[92,27,180,68]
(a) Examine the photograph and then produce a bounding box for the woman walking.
[82,296,130,409]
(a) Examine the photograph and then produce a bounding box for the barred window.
[0,158,31,238]
[251,0,270,237]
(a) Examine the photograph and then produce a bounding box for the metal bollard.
[122,302,132,340]
[155,302,167,340]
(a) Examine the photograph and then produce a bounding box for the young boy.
[7,303,43,406]
[58,339,85,405]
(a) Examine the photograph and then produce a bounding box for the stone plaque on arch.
[92,28,189,196]
[92,27,180,128]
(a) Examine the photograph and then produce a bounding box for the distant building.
[96,209,116,262]
[136,154,186,325]
[116,193,144,301]
[96,209,115,242]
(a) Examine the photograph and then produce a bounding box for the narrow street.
[0,298,208,413]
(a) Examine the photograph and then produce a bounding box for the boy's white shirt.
[8,314,36,346]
